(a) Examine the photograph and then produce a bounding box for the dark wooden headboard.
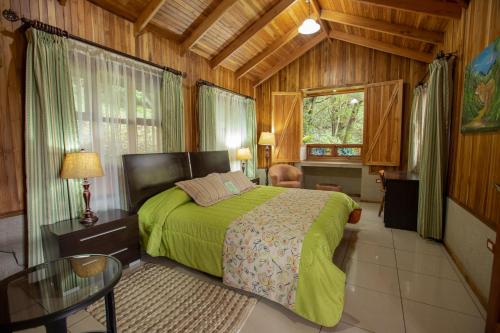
[122,151,230,213]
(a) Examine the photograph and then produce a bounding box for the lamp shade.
[258,132,275,146]
[61,152,104,179]
[236,147,252,161]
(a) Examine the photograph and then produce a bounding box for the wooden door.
[271,92,302,163]
[486,222,500,333]
[363,79,404,166]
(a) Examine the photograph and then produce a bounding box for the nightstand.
[41,209,140,266]
[250,178,260,185]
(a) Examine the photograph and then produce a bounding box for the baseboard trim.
[443,243,488,308]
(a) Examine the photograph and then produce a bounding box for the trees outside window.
[303,91,364,159]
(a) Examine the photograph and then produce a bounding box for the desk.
[384,171,419,231]
[296,161,363,195]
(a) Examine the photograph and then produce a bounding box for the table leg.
[45,317,67,333]
[105,290,117,333]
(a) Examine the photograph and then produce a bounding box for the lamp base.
[80,210,98,225]
[80,178,98,226]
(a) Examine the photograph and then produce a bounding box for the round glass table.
[0,254,122,333]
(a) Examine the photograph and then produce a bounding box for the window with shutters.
[303,90,364,161]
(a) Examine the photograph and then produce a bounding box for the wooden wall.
[255,38,428,168]
[443,0,500,229]
[0,0,253,216]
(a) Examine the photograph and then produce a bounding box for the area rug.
[87,263,257,333]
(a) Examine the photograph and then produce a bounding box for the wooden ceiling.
[85,0,467,84]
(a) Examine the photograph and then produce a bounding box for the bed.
[122,151,360,327]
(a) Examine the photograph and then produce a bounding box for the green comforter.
[139,185,359,327]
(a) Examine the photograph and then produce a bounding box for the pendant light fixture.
[298,0,320,35]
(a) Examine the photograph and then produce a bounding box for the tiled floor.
[19,202,486,333]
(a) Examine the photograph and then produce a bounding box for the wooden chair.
[376,169,386,217]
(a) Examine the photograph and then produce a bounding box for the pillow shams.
[219,171,256,193]
[175,174,232,207]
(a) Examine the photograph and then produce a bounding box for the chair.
[377,169,386,216]
[269,164,302,188]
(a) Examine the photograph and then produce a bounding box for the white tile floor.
[19,202,486,333]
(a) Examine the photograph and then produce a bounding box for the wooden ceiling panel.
[87,0,453,79]
[319,0,450,32]
[326,21,433,53]
[88,0,148,21]
[220,0,308,70]
[193,0,277,59]
[152,0,215,36]
[251,33,324,78]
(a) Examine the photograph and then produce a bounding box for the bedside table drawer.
[59,222,139,260]
[42,210,141,266]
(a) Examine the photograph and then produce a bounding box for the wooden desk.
[384,171,419,231]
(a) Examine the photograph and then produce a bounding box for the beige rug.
[87,263,257,333]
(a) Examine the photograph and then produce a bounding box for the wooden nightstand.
[250,178,260,185]
[41,209,140,266]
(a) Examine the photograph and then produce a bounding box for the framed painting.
[461,37,500,132]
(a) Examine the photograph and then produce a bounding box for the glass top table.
[0,254,122,333]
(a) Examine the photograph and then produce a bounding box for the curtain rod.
[2,9,187,78]
[417,50,457,86]
[196,80,254,100]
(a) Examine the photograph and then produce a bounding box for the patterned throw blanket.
[222,188,332,309]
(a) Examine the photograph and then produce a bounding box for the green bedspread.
[138,185,359,327]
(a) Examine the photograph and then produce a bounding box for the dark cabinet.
[383,172,419,231]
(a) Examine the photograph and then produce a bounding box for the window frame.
[302,86,365,162]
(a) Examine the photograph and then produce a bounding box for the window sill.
[297,160,363,168]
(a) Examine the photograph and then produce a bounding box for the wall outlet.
[487,239,495,253]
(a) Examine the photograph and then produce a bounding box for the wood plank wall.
[443,0,500,228]
[0,0,253,217]
[255,38,428,168]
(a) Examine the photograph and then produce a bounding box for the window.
[303,90,364,160]
[68,39,163,211]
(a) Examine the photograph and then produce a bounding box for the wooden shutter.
[271,92,302,163]
[363,79,403,166]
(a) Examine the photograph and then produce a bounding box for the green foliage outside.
[303,92,364,144]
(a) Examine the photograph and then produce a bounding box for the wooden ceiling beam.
[181,0,240,55]
[310,0,330,35]
[329,30,434,63]
[236,28,299,79]
[321,10,444,44]
[134,0,167,36]
[254,31,327,87]
[210,0,296,69]
[353,0,462,19]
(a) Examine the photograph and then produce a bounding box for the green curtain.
[198,85,218,151]
[198,85,257,177]
[417,58,452,240]
[25,29,82,267]
[407,84,428,173]
[244,99,257,178]
[161,71,184,152]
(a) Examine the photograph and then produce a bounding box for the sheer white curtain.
[408,84,428,173]
[199,86,255,172]
[214,90,250,171]
[68,40,163,211]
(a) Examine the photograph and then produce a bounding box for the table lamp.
[61,151,104,225]
[236,147,252,176]
[258,132,275,185]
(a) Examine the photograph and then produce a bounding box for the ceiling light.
[299,18,320,35]
[299,0,320,35]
